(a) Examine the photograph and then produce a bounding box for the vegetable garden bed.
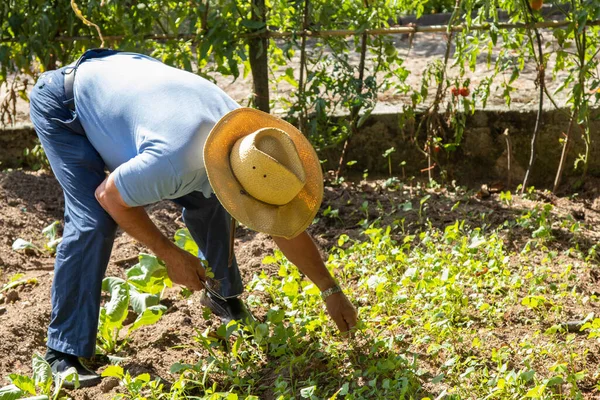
[1,168,600,399]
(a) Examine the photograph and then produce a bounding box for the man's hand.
[325,291,358,334]
[162,246,206,291]
[96,174,206,291]
[273,232,359,335]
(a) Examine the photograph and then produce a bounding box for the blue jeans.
[29,66,243,358]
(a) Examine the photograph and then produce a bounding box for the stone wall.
[0,124,40,169]
[321,108,600,188]
[2,109,599,190]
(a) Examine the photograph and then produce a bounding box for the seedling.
[12,221,62,255]
[0,354,79,399]
[0,273,37,294]
[382,147,396,177]
[499,190,513,206]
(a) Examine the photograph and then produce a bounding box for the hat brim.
[204,108,324,239]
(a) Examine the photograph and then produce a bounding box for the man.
[29,49,358,387]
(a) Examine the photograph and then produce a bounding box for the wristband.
[321,284,342,300]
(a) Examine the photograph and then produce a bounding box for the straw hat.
[203,108,324,239]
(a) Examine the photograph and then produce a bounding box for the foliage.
[75,198,598,399]
[0,354,79,400]
[96,254,170,354]
[0,273,37,294]
[11,221,62,255]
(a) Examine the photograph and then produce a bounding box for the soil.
[1,168,599,398]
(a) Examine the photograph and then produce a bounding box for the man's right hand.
[162,246,206,291]
[96,175,206,291]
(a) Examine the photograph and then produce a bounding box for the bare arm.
[95,173,205,290]
[272,231,358,333]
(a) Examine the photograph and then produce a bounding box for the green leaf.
[546,376,564,387]
[0,385,24,400]
[300,385,316,398]
[12,239,41,252]
[525,384,545,398]
[31,355,52,395]
[1,277,30,293]
[382,147,396,158]
[128,286,160,314]
[520,369,535,383]
[241,20,265,30]
[101,365,124,379]
[174,229,199,256]
[102,277,129,326]
[169,363,193,374]
[41,221,60,241]
[262,255,278,264]
[127,254,171,295]
[129,305,167,333]
[254,323,269,344]
[8,374,36,395]
[56,367,80,391]
[267,308,285,324]
[134,373,150,383]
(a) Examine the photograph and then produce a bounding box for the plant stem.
[336,0,370,179]
[503,128,512,189]
[521,0,545,193]
[298,0,310,135]
[554,4,586,193]
[425,0,461,182]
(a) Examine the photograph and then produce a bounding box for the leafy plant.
[0,354,79,400]
[0,273,37,294]
[11,221,62,255]
[96,254,170,354]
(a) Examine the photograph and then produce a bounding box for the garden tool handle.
[228,217,236,268]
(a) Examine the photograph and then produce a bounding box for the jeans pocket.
[50,112,86,136]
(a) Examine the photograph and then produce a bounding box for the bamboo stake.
[503,128,512,189]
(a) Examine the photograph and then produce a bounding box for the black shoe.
[200,291,256,326]
[45,349,101,389]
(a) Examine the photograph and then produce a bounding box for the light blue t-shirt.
[73,52,240,206]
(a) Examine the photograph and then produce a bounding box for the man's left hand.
[325,292,358,334]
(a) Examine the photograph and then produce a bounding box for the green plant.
[382,147,396,177]
[96,254,170,354]
[101,366,168,400]
[0,354,79,399]
[499,190,513,206]
[11,221,62,255]
[22,143,49,171]
[0,273,37,294]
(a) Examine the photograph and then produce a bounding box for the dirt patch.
[0,169,599,398]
